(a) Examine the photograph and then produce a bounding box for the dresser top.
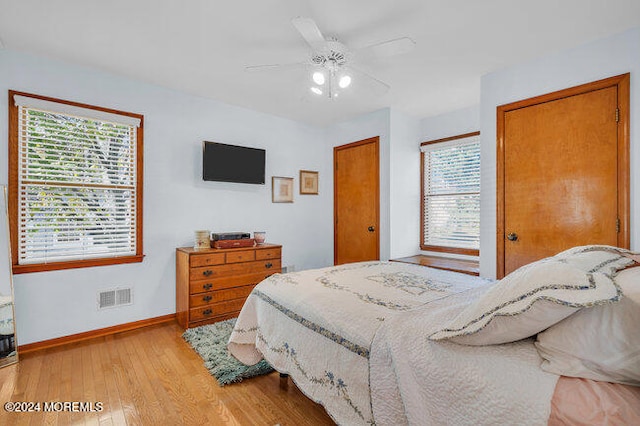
[177,243,281,254]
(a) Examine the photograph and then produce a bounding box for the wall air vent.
[116,288,132,305]
[98,290,116,309]
[98,287,133,310]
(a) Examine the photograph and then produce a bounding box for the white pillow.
[535,265,640,385]
[429,246,635,345]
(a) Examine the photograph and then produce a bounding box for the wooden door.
[334,137,380,265]
[497,74,630,278]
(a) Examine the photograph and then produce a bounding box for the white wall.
[390,109,421,258]
[0,49,332,344]
[420,105,480,142]
[325,108,392,260]
[479,26,640,278]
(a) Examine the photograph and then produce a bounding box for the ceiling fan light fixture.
[247,17,400,102]
[338,75,352,89]
[312,71,325,85]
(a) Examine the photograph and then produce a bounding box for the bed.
[228,246,640,425]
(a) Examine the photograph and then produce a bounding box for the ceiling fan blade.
[291,17,326,50]
[345,66,390,97]
[354,37,416,59]
[245,62,307,73]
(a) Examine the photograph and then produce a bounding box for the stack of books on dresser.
[210,232,255,249]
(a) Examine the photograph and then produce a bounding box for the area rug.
[182,318,274,386]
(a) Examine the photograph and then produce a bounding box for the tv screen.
[202,141,266,184]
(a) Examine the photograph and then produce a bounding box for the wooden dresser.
[176,243,282,328]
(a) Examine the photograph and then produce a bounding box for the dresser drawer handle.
[203,270,213,277]
[265,262,273,269]
[203,283,213,290]
[203,295,212,302]
[202,309,213,316]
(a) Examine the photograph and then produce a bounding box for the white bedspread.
[228,261,484,425]
[370,285,560,426]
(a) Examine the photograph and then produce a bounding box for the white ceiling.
[1,0,640,126]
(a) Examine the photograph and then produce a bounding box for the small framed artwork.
[272,176,294,203]
[299,170,319,195]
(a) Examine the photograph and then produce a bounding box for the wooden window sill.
[390,255,479,276]
[12,254,145,274]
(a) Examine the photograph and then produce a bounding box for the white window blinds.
[421,134,480,251]
[16,97,139,265]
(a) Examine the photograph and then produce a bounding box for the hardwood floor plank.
[104,334,142,425]
[0,321,335,426]
[114,334,161,425]
[42,348,64,426]
[22,353,48,426]
[81,343,100,426]
[93,337,126,426]
[84,342,113,425]
[159,335,227,424]
[129,328,183,425]
[11,358,34,426]
[0,366,17,425]
[66,345,85,425]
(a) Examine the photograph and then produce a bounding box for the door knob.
[368,226,375,232]
[507,232,518,241]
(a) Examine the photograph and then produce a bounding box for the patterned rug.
[182,318,273,386]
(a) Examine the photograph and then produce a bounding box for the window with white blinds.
[10,92,144,272]
[421,133,480,254]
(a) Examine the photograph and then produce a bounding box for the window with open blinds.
[421,132,480,255]
[9,92,144,273]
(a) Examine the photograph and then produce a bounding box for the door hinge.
[615,108,620,123]
[616,218,620,233]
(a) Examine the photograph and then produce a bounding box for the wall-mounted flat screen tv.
[202,141,266,184]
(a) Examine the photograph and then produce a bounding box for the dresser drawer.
[255,248,281,260]
[176,244,282,329]
[189,259,281,281]
[225,250,256,264]
[190,253,225,268]
[189,285,256,308]
[189,272,274,294]
[189,298,247,322]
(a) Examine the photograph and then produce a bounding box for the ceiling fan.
[246,17,416,100]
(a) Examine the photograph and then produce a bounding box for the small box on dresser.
[176,243,282,328]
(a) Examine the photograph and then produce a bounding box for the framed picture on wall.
[272,176,294,203]
[299,170,319,195]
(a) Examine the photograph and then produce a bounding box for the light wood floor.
[0,322,335,425]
